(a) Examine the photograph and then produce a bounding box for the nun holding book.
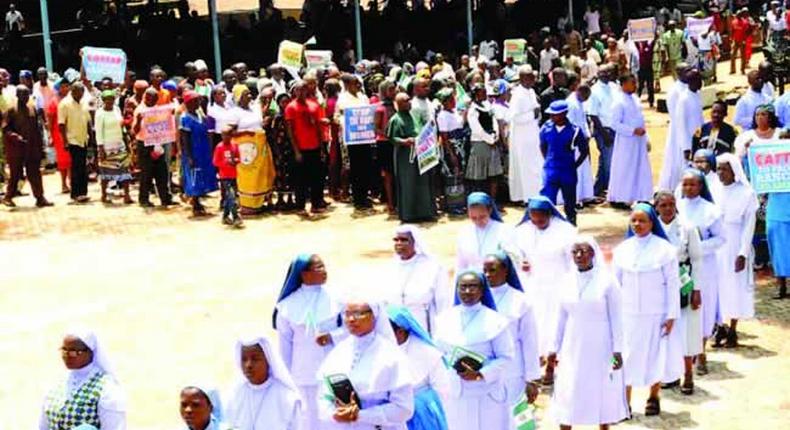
[433,270,515,430]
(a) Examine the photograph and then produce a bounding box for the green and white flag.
[512,394,537,430]
[679,265,694,296]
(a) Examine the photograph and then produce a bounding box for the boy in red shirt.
[212,126,243,227]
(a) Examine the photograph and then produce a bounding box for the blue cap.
[162,80,178,91]
[545,100,569,115]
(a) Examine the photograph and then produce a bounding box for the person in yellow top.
[58,82,92,203]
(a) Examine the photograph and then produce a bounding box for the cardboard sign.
[82,46,127,83]
[503,39,527,63]
[747,141,790,193]
[140,105,176,146]
[343,105,377,145]
[305,50,333,69]
[416,120,440,175]
[628,17,657,42]
[277,40,304,70]
[686,16,715,39]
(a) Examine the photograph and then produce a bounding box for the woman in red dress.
[47,79,71,193]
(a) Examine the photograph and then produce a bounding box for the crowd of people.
[7,1,790,430]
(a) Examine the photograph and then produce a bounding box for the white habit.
[566,92,594,202]
[659,89,704,190]
[456,220,514,272]
[508,84,543,201]
[607,91,653,203]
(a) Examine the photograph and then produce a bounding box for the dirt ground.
[2,57,789,429]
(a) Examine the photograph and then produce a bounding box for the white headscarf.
[570,235,606,273]
[394,224,432,257]
[716,153,752,188]
[183,384,224,423]
[64,328,115,380]
[234,335,301,395]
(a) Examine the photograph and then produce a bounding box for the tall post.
[568,0,574,26]
[354,0,363,61]
[39,0,53,71]
[467,0,473,54]
[209,0,222,80]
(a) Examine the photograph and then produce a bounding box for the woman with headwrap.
[317,299,414,429]
[653,190,702,395]
[734,104,783,158]
[512,196,577,384]
[47,78,72,194]
[223,335,302,429]
[94,89,132,204]
[677,168,724,375]
[482,252,541,404]
[274,254,344,430]
[613,203,681,416]
[38,329,126,430]
[180,90,218,216]
[455,192,513,272]
[434,270,514,430]
[179,385,232,430]
[229,84,276,214]
[715,153,759,346]
[386,225,451,336]
[387,305,450,430]
[549,235,629,428]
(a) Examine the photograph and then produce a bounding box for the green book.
[512,393,537,430]
[448,346,486,372]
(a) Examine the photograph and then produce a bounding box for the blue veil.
[272,253,314,329]
[387,304,437,347]
[626,202,670,242]
[467,192,502,222]
[693,148,717,171]
[518,195,567,225]
[682,168,714,203]
[489,251,523,291]
[453,269,498,311]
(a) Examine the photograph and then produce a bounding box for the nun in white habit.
[456,192,514,272]
[317,299,415,429]
[512,196,577,383]
[715,153,759,347]
[274,254,345,430]
[387,225,453,335]
[482,252,541,404]
[549,235,629,428]
[434,270,516,430]
[39,329,126,430]
[180,385,234,430]
[677,169,725,375]
[613,203,681,416]
[223,335,303,430]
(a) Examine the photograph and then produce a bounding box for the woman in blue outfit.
[180,90,218,217]
[387,305,450,430]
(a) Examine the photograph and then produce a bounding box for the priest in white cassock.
[386,225,452,336]
[434,270,515,430]
[387,305,451,430]
[224,335,303,430]
[482,252,541,404]
[549,235,629,428]
[608,73,653,206]
[714,153,759,348]
[513,196,576,384]
[613,203,681,416]
[734,71,772,130]
[566,83,594,204]
[317,299,414,429]
[659,69,704,191]
[677,169,725,375]
[665,63,689,119]
[274,254,345,430]
[456,192,513,272]
[508,65,543,202]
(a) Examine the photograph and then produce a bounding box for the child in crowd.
[213,126,243,227]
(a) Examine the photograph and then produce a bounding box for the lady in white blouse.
[39,329,126,430]
[317,300,414,429]
[550,235,629,429]
[715,154,759,347]
[387,225,452,335]
[613,203,681,416]
[223,335,302,430]
[274,254,345,430]
[434,270,515,430]
[456,192,513,272]
[677,169,725,375]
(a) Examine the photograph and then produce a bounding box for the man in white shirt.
[5,3,23,33]
[539,39,559,79]
[766,1,787,45]
[584,6,601,35]
[588,65,616,198]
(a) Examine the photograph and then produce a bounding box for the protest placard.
[277,40,304,70]
[503,39,527,63]
[81,46,127,83]
[627,18,656,42]
[343,105,377,145]
[747,141,790,193]
[140,105,176,146]
[416,120,440,175]
[305,50,333,69]
[686,16,714,39]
